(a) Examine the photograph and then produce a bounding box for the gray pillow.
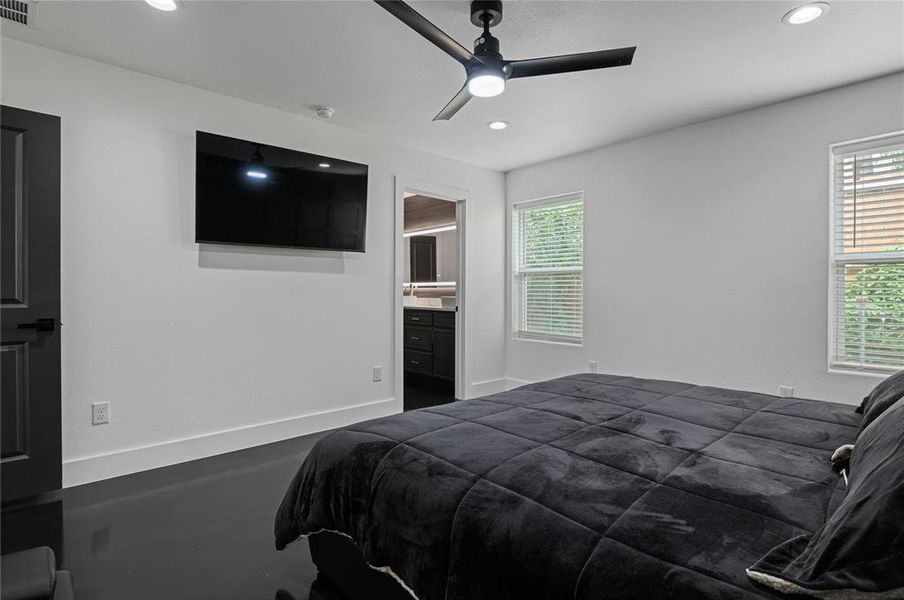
[746,395,904,598]
[856,369,904,433]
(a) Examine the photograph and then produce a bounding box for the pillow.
[746,395,904,599]
[855,370,904,432]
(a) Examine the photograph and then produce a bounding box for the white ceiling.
[3,0,903,171]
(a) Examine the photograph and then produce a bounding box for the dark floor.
[1,386,453,600]
[403,373,456,411]
[2,432,346,600]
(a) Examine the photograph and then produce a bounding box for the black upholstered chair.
[0,547,74,600]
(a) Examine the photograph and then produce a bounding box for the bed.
[274,373,863,599]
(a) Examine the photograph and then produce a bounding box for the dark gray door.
[410,235,436,282]
[1,105,61,503]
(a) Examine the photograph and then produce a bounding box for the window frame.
[511,192,584,346]
[827,130,904,376]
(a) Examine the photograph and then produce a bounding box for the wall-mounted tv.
[195,131,368,251]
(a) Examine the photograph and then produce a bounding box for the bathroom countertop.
[403,305,456,312]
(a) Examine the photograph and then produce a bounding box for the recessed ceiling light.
[488,121,509,130]
[318,163,331,168]
[145,0,179,11]
[782,2,829,25]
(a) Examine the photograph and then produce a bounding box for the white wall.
[506,73,904,404]
[0,39,506,486]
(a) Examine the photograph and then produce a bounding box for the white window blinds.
[830,134,904,373]
[512,194,583,344]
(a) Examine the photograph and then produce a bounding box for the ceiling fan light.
[468,73,505,98]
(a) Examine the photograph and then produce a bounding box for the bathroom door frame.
[393,177,468,408]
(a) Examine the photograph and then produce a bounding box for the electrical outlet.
[92,401,110,425]
[589,361,599,373]
[372,365,383,382]
[778,385,794,398]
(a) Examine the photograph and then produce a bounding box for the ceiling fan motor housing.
[470,0,502,28]
[471,0,503,69]
[474,32,500,58]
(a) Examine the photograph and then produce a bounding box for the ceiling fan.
[374,0,636,121]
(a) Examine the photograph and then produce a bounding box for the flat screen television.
[195,131,368,251]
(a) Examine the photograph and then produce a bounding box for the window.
[512,193,583,344]
[830,134,904,373]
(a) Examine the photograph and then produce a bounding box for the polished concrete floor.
[3,432,347,600]
[4,390,456,600]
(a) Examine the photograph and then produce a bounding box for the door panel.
[433,329,455,380]
[1,343,28,459]
[1,126,26,305]
[1,105,61,503]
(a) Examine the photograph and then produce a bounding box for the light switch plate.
[372,366,383,382]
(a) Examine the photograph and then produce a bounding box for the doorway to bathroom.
[394,180,466,411]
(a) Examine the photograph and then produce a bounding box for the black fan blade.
[374,1,476,66]
[505,46,636,79]
[433,84,472,121]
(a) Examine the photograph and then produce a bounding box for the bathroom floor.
[403,373,455,411]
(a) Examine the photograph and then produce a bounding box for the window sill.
[511,335,583,348]
[827,366,894,379]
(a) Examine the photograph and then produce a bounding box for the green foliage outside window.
[520,201,583,269]
[842,255,904,367]
[517,200,583,341]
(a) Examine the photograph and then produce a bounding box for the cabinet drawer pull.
[410,360,420,365]
[411,317,420,321]
[410,336,420,341]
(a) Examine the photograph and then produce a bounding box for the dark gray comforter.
[275,373,861,599]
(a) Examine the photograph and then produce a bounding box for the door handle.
[18,318,56,332]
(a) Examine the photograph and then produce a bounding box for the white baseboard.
[467,378,507,398]
[62,397,398,488]
[505,378,533,390]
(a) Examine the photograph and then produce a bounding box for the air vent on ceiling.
[0,0,32,26]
